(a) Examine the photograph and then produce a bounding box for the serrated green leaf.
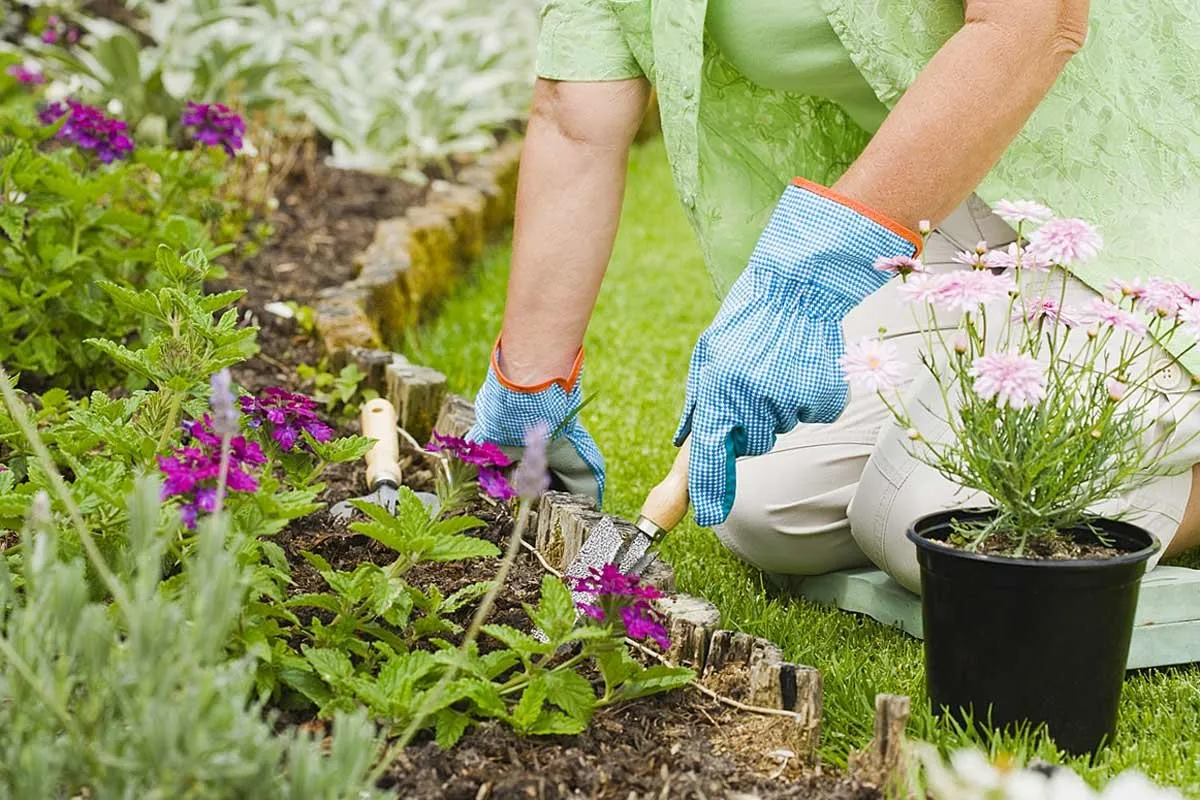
[529,575,575,644]
[511,676,548,732]
[441,580,492,613]
[529,709,587,736]
[613,664,694,702]
[259,539,291,573]
[482,624,555,657]
[308,433,374,464]
[542,669,596,722]
[0,205,25,246]
[595,649,638,689]
[424,534,500,563]
[284,593,345,614]
[480,649,520,680]
[435,709,472,749]
[280,667,332,707]
[303,646,354,685]
[461,678,507,718]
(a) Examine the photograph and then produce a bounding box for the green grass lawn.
[405,139,1200,793]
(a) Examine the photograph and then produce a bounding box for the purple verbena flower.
[478,467,516,501]
[239,387,333,452]
[181,101,246,158]
[6,64,45,85]
[159,417,266,528]
[38,99,133,163]
[570,564,670,649]
[427,432,511,468]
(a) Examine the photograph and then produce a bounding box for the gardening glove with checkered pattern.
[468,340,606,505]
[674,178,921,526]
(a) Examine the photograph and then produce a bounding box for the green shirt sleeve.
[537,0,644,81]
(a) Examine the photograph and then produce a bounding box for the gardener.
[468,0,1200,592]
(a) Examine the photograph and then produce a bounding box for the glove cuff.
[789,177,923,256]
[490,335,584,394]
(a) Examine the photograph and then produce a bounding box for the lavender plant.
[843,203,1200,555]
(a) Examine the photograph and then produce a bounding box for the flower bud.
[106,98,123,116]
[953,334,968,355]
[919,220,932,235]
[975,240,988,255]
[1107,379,1127,402]
[906,428,922,441]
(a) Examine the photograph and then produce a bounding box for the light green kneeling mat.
[791,566,1200,670]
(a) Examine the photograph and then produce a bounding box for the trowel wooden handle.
[362,398,401,487]
[638,438,691,533]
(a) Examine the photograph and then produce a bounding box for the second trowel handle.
[361,398,401,488]
[638,438,691,534]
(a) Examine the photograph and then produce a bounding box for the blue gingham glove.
[468,341,606,505]
[674,178,920,526]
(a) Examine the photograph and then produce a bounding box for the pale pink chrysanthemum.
[840,338,908,393]
[952,247,988,269]
[1079,298,1149,337]
[873,255,927,277]
[993,199,1055,227]
[1106,278,1146,302]
[983,243,1054,272]
[1177,302,1200,337]
[1016,297,1077,327]
[899,270,1016,313]
[1026,218,1103,265]
[1140,278,1200,319]
[969,352,1047,410]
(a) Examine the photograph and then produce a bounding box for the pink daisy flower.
[993,200,1054,227]
[899,270,1017,313]
[969,352,1047,410]
[1016,297,1077,327]
[953,246,989,269]
[1027,218,1103,265]
[1140,278,1200,319]
[873,255,927,277]
[1106,278,1146,301]
[1177,302,1200,338]
[840,338,908,393]
[1079,298,1149,337]
[983,243,1054,272]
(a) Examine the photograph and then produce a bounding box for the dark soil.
[384,692,880,800]
[947,528,1122,560]
[213,160,429,396]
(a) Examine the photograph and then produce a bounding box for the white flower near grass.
[919,746,1184,800]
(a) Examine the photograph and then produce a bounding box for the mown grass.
[405,138,1200,793]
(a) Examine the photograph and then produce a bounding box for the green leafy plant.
[0,110,234,387]
[296,361,377,422]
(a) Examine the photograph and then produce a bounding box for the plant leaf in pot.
[842,205,1200,755]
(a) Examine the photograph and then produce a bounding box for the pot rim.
[906,508,1161,570]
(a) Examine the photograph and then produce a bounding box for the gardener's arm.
[496,77,651,384]
[834,0,1089,229]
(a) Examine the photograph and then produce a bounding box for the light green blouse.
[536,0,1200,373]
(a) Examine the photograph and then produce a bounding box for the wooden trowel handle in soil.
[637,438,691,535]
[362,397,401,488]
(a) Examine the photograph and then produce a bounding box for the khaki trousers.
[714,196,1200,594]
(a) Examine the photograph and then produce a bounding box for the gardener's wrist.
[492,336,584,393]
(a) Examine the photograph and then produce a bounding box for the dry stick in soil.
[0,364,129,611]
[370,499,533,783]
[520,539,802,721]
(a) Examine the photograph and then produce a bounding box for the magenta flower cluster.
[427,432,515,500]
[6,64,45,85]
[41,15,81,46]
[181,102,246,158]
[38,100,133,163]
[158,416,266,528]
[239,387,333,452]
[571,564,670,649]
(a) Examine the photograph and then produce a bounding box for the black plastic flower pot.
[907,509,1160,756]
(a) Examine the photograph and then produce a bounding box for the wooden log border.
[337,349,915,786]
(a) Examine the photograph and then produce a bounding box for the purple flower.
[38,100,133,163]
[478,467,516,501]
[239,387,333,452]
[181,102,246,158]
[512,422,551,501]
[6,64,45,85]
[570,564,670,649]
[427,432,512,468]
[159,418,266,528]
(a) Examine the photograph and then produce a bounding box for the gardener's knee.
[713,442,873,575]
